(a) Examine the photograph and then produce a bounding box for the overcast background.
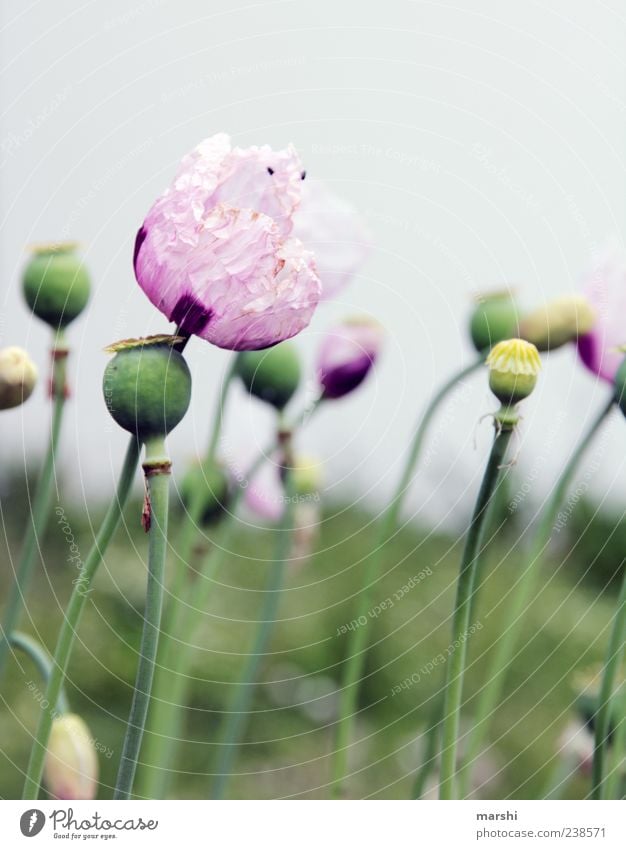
[1,0,625,529]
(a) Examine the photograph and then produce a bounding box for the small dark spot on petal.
[267,166,274,175]
[133,226,147,276]
[300,170,306,180]
[171,293,213,336]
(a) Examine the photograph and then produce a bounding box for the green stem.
[135,356,238,798]
[591,560,626,799]
[0,335,68,683]
[22,435,140,800]
[458,396,614,798]
[330,354,484,798]
[604,669,626,799]
[137,405,320,799]
[114,437,171,800]
[439,421,513,800]
[206,353,237,461]
[10,631,69,714]
[211,460,296,799]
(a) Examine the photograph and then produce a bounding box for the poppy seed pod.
[519,295,595,351]
[22,243,90,329]
[43,714,98,800]
[469,290,519,352]
[0,346,38,409]
[486,338,541,407]
[180,458,230,525]
[236,342,301,410]
[102,336,191,440]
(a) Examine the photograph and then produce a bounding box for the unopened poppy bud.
[43,714,98,800]
[486,338,541,407]
[317,316,383,400]
[180,458,230,525]
[469,290,519,352]
[236,342,301,410]
[102,336,191,440]
[22,242,90,329]
[519,295,595,351]
[0,346,38,409]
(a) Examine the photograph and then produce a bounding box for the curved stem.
[439,422,513,799]
[10,631,69,714]
[22,436,140,800]
[114,438,170,800]
[591,560,626,799]
[330,354,484,798]
[0,337,68,683]
[211,463,296,799]
[458,396,615,798]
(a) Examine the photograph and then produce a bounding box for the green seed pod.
[614,357,626,417]
[102,336,191,440]
[236,342,301,410]
[180,458,230,526]
[22,242,91,328]
[469,290,519,352]
[518,295,595,351]
[486,338,541,407]
[0,346,38,410]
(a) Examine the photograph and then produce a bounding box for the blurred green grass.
[0,480,619,800]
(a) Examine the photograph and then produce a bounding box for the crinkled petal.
[136,203,321,351]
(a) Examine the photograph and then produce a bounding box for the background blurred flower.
[245,455,323,564]
[317,317,384,400]
[43,714,98,800]
[577,243,626,382]
[134,134,321,350]
[293,179,370,299]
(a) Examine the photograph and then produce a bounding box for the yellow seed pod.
[486,338,542,406]
[518,295,596,351]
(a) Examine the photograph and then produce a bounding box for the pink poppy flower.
[317,317,384,400]
[134,134,321,351]
[577,243,626,382]
[293,179,370,298]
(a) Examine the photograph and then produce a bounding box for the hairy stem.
[439,422,513,799]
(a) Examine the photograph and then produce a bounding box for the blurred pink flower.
[134,134,321,351]
[244,456,322,564]
[293,179,370,298]
[577,243,626,382]
[317,317,384,399]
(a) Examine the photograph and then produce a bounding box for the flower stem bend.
[0,334,68,683]
[22,435,140,800]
